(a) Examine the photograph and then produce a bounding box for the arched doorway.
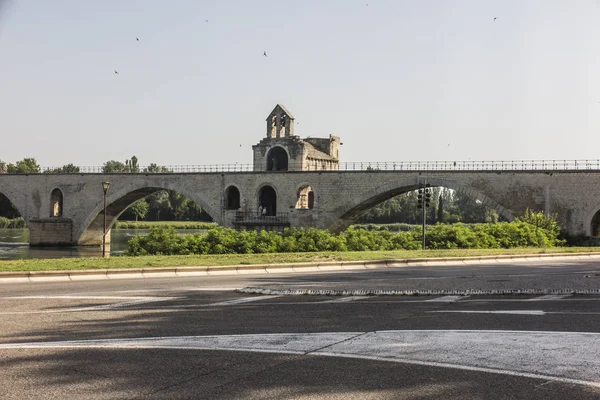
[225,186,241,210]
[50,188,63,217]
[266,147,288,171]
[259,186,277,216]
[296,185,315,209]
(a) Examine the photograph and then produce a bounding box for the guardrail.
[2,160,600,174]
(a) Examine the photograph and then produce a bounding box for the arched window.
[225,186,241,210]
[259,185,277,216]
[50,188,63,217]
[296,185,315,210]
[266,146,289,171]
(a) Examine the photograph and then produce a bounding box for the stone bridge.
[1,168,599,246]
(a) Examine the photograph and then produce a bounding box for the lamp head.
[102,181,110,195]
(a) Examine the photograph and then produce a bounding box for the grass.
[113,221,216,230]
[2,247,600,272]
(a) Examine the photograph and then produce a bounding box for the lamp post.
[102,182,110,258]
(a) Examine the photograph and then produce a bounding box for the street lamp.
[102,182,110,258]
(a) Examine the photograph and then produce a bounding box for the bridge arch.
[76,182,218,245]
[327,177,515,232]
[224,185,241,210]
[257,183,278,216]
[0,191,24,220]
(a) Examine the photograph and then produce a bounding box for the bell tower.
[266,104,295,138]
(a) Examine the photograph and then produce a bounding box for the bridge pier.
[28,218,76,246]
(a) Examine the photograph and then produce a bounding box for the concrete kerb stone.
[106,270,144,280]
[27,271,72,283]
[141,267,178,278]
[175,266,209,277]
[2,252,600,284]
[68,269,110,281]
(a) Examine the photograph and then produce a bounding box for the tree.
[102,160,127,173]
[128,199,149,221]
[6,158,41,174]
[125,156,140,173]
[44,163,80,174]
[144,163,172,173]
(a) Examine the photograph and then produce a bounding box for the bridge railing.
[7,159,600,174]
[232,212,290,225]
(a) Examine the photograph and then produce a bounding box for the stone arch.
[327,177,515,232]
[50,188,63,217]
[0,191,24,220]
[258,184,277,216]
[266,146,289,171]
[586,207,600,237]
[225,185,241,210]
[76,183,218,245]
[296,184,315,210]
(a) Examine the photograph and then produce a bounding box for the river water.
[0,228,205,260]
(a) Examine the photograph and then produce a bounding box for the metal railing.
[3,159,600,175]
[232,212,290,225]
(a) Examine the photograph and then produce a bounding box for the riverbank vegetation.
[0,217,25,229]
[126,212,564,256]
[113,221,217,230]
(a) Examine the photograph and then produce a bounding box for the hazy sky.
[1,0,600,168]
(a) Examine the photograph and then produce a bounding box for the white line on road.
[526,294,572,301]
[1,330,598,388]
[321,296,371,303]
[207,296,281,306]
[0,296,180,314]
[424,295,468,303]
[429,310,547,315]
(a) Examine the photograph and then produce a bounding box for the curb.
[1,252,599,284]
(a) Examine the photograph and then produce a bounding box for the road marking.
[527,294,572,301]
[425,295,467,303]
[321,296,371,303]
[118,287,239,293]
[429,310,547,315]
[0,296,180,314]
[207,296,280,306]
[1,330,598,388]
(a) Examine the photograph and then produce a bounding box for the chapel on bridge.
[252,104,341,172]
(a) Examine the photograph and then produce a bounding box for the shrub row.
[0,217,26,229]
[126,222,565,256]
[113,221,216,230]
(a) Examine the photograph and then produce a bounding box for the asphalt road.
[0,258,599,399]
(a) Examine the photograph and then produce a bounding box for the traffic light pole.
[417,182,430,250]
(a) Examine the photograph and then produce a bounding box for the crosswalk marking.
[321,296,371,303]
[425,295,467,303]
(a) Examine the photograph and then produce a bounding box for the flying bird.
[447,143,451,147]
[494,17,497,21]
[136,37,139,41]
[263,51,268,57]
[114,70,119,75]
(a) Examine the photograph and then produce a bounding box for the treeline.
[126,211,564,256]
[0,156,212,222]
[362,188,503,225]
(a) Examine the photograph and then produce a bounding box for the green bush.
[126,218,566,256]
[0,217,25,229]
